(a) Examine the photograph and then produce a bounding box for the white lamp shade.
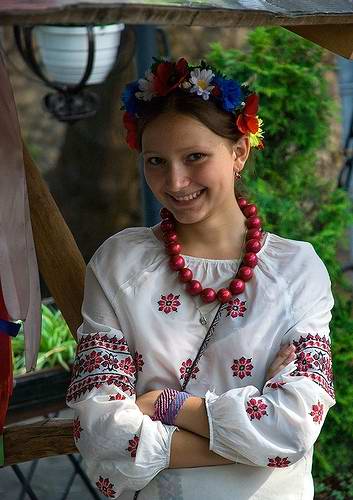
[35,24,125,85]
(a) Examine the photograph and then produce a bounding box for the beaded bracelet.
[151,388,191,425]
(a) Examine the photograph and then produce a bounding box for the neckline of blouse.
[147,226,271,265]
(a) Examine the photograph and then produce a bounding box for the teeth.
[174,190,203,201]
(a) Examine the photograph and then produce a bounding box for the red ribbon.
[0,280,13,432]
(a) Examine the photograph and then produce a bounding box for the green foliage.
[12,304,76,374]
[208,27,353,490]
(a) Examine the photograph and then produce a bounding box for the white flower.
[135,69,156,101]
[189,68,215,100]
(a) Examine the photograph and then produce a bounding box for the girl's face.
[142,112,249,225]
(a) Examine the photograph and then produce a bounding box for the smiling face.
[142,112,249,226]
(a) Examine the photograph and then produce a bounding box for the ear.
[232,136,250,173]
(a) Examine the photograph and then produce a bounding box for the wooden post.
[3,418,76,465]
[23,143,86,340]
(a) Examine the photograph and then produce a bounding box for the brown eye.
[147,157,163,166]
[188,153,206,161]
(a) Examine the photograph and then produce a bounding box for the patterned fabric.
[289,333,334,399]
[65,227,336,500]
[66,332,135,403]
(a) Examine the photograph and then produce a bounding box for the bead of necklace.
[160,197,263,305]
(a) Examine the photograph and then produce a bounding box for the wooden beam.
[287,24,353,60]
[23,143,85,341]
[1,1,353,28]
[3,418,76,466]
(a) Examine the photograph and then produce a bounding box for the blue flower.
[212,75,243,112]
[121,81,140,115]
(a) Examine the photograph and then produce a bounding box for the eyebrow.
[142,146,208,156]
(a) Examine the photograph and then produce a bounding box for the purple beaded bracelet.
[151,388,191,425]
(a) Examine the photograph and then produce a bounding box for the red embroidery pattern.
[109,393,126,401]
[289,333,335,399]
[267,456,291,468]
[127,435,140,458]
[310,401,324,424]
[265,381,286,390]
[179,358,199,380]
[231,356,254,379]
[66,332,136,403]
[96,476,116,498]
[134,351,144,372]
[73,417,83,441]
[246,398,268,421]
[158,293,181,314]
[226,298,247,318]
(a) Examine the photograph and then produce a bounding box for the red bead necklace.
[160,198,263,304]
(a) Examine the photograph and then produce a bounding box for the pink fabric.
[0,50,41,371]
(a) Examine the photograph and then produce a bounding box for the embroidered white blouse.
[66,226,335,500]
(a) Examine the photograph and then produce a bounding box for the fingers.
[266,344,296,380]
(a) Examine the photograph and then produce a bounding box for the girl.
[66,58,335,500]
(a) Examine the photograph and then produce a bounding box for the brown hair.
[135,90,250,199]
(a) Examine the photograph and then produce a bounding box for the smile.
[169,189,207,202]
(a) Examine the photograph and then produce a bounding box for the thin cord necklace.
[159,196,263,305]
[190,229,247,326]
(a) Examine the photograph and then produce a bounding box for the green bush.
[12,304,76,374]
[207,27,353,496]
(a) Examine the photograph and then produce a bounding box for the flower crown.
[121,57,264,151]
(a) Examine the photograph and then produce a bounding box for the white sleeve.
[205,248,335,468]
[66,257,177,498]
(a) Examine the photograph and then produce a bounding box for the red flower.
[310,401,324,423]
[236,94,260,134]
[123,112,139,150]
[96,476,116,497]
[118,356,137,376]
[246,398,268,421]
[134,351,145,372]
[226,298,247,318]
[267,456,291,468]
[158,293,181,314]
[295,351,314,372]
[127,435,140,458]
[82,350,103,373]
[73,417,83,441]
[180,358,199,380]
[153,58,189,96]
[231,356,253,379]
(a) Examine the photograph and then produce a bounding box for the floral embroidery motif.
[310,401,324,424]
[179,358,199,380]
[96,476,116,498]
[231,356,254,379]
[246,398,268,420]
[226,298,247,319]
[119,357,137,376]
[66,332,136,403]
[267,456,291,468]
[158,293,181,314]
[73,417,83,441]
[109,393,126,401]
[127,435,140,458]
[289,333,335,399]
[265,381,286,390]
[134,351,144,372]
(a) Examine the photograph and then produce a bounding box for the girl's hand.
[135,389,163,417]
[266,343,296,380]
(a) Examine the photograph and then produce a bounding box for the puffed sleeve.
[204,244,335,468]
[66,255,177,498]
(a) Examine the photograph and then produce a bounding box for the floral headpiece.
[121,58,264,151]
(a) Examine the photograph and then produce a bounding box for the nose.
[165,163,191,193]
